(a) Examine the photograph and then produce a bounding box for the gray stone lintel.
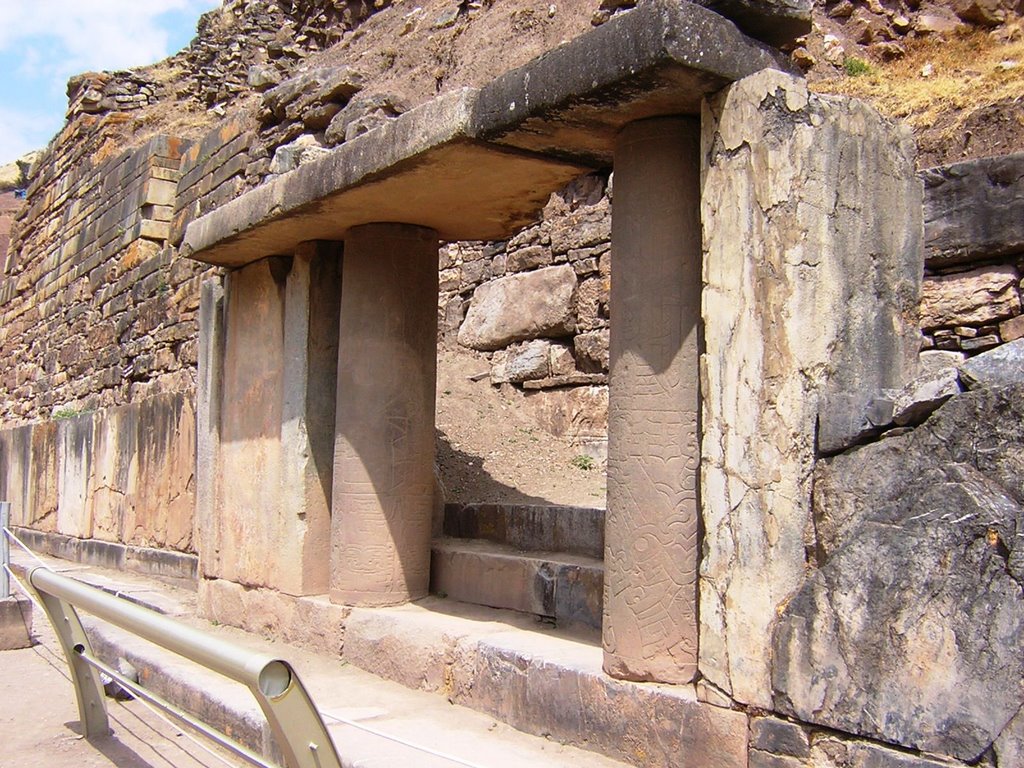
[182,1,792,268]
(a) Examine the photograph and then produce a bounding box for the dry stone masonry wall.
[0,3,1022,768]
[0,134,209,424]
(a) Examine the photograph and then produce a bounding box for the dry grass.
[813,23,1024,142]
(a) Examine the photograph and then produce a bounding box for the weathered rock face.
[694,0,813,47]
[922,151,1024,268]
[457,265,576,351]
[0,394,195,551]
[775,385,1024,762]
[920,264,1021,330]
[699,69,922,708]
[959,337,1024,389]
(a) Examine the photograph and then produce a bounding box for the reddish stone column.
[603,117,701,684]
[331,223,439,606]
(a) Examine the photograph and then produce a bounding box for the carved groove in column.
[603,116,701,684]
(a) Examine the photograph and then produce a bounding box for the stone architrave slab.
[182,1,791,268]
[699,69,921,708]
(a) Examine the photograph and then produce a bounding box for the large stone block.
[920,264,1020,330]
[922,152,1024,267]
[692,0,812,47]
[457,265,576,351]
[200,247,339,596]
[604,117,702,684]
[0,422,58,531]
[331,225,438,606]
[0,596,33,650]
[775,385,1024,762]
[699,69,922,708]
[959,338,1024,390]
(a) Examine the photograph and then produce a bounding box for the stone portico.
[185,0,920,704]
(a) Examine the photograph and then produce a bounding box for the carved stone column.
[331,223,439,606]
[603,117,701,684]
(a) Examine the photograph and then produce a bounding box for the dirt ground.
[0,613,245,768]
[435,348,607,508]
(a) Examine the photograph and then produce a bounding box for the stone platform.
[13,549,745,768]
[0,594,32,650]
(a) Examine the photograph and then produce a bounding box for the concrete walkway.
[0,617,247,768]
[7,549,631,768]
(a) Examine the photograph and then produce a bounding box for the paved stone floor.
[0,616,247,768]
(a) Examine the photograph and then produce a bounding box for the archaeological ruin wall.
[0,2,1022,767]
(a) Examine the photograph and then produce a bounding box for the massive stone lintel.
[473,0,792,163]
[331,224,439,606]
[182,1,791,268]
[603,117,702,685]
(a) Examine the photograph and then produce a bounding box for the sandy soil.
[435,347,607,508]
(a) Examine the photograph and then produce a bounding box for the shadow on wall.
[435,429,554,507]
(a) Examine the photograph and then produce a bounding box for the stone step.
[442,502,605,559]
[430,537,603,633]
[341,599,747,768]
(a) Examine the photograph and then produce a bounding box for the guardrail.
[22,563,343,768]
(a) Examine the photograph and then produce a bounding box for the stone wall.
[0,392,195,553]
[0,192,19,266]
[0,131,214,425]
[920,152,1024,353]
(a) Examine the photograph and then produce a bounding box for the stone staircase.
[431,503,605,634]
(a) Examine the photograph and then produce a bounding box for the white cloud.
[0,0,220,163]
[0,1,220,83]
[0,107,58,165]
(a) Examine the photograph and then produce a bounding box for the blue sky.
[0,0,221,165]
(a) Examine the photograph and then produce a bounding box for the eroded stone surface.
[922,151,1024,266]
[200,249,338,596]
[920,264,1021,330]
[699,69,921,708]
[959,338,1024,389]
[458,265,576,351]
[776,386,1024,762]
[693,0,813,47]
[331,225,438,606]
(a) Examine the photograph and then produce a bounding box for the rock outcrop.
[775,384,1024,762]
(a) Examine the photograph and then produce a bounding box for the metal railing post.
[26,565,342,768]
[1,501,10,599]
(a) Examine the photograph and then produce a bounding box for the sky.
[0,0,221,165]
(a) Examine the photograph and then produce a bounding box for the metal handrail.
[24,564,342,768]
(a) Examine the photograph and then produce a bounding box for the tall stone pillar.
[331,224,439,606]
[603,117,701,684]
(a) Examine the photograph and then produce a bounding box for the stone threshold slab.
[182,0,791,268]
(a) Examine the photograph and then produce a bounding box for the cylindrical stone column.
[331,223,439,606]
[603,117,701,684]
